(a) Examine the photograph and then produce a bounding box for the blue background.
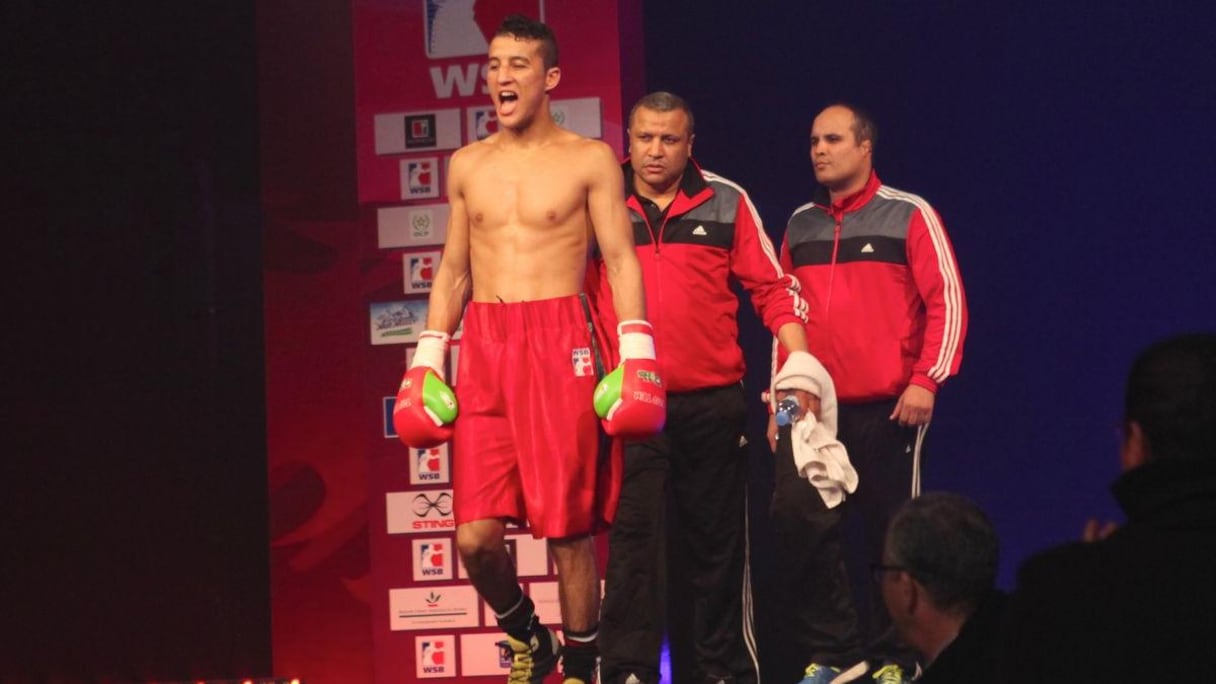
[640,0,1215,588]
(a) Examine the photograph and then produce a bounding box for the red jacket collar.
[623,158,714,217]
[813,170,882,215]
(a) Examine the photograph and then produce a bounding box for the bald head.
[810,104,875,199]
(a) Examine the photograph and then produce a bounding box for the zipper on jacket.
[653,212,666,256]
[825,214,841,320]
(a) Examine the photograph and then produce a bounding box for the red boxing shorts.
[453,294,621,538]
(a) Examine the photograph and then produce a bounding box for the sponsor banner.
[389,585,479,631]
[415,634,457,678]
[370,300,428,345]
[460,632,519,678]
[409,443,450,485]
[464,97,600,143]
[465,105,497,142]
[412,538,454,582]
[510,533,551,577]
[403,250,441,294]
[383,395,398,438]
[550,97,603,138]
[527,581,561,625]
[378,204,450,248]
[401,156,441,199]
[352,5,637,682]
[354,1,634,203]
[375,109,462,154]
[458,537,515,581]
[424,0,545,59]
[457,533,547,584]
[387,489,455,534]
[479,579,560,628]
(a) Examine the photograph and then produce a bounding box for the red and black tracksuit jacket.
[779,171,968,402]
[594,160,806,392]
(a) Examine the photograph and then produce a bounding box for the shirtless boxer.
[392,15,665,684]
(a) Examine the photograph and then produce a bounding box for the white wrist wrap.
[617,320,656,361]
[410,330,450,380]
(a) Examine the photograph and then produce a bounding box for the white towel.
[773,351,858,509]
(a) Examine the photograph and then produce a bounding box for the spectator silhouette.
[1000,332,1216,681]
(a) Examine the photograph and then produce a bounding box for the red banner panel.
[264,1,641,682]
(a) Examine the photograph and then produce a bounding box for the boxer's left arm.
[585,139,645,322]
[584,140,663,438]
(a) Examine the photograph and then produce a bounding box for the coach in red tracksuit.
[773,104,968,684]
[593,92,810,684]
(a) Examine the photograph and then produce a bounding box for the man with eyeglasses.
[873,492,1005,684]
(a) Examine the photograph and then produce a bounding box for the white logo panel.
[550,97,602,138]
[390,585,479,631]
[404,250,441,294]
[401,157,441,199]
[375,109,462,154]
[459,632,515,678]
[412,538,454,581]
[415,634,456,678]
[409,443,450,485]
[379,204,450,248]
[387,489,455,534]
[371,300,429,345]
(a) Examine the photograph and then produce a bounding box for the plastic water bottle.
[774,396,801,427]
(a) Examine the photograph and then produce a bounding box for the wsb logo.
[418,542,446,577]
[420,639,447,674]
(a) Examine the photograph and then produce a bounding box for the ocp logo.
[424,0,546,59]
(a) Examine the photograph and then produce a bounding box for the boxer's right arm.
[424,149,472,337]
[395,329,458,448]
[394,153,471,448]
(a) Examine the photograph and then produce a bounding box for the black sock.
[561,625,598,680]
[494,590,536,643]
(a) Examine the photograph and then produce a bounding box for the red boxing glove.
[393,331,457,448]
[593,321,666,440]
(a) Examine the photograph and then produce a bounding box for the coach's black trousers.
[600,384,758,684]
[769,398,920,671]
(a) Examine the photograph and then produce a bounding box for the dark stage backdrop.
[4,1,1213,682]
[638,0,1216,578]
[636,3,1214,679]
[5,2,268,683]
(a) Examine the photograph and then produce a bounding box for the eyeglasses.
[870,563,906,583]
